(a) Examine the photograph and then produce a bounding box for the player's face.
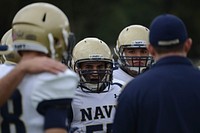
[123,48,149,67]
[80,61,106,83]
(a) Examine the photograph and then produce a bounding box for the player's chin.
[90,79,100,82]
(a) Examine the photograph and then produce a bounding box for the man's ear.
[147,44,156,57]
[184,38,192,54]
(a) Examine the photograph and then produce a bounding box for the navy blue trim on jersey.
[37,98,72,115]
[44,108,68,130]
[111,82,123,88]
[37,99,72,130]
[67,102,73,125]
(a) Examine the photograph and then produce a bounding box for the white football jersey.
[0,64,79,133]
[0,64,15,77]
[113,67,134,83]
[70,79,124,133]
[0,64,15,133]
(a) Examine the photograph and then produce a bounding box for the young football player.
[0,2,79,133]
[69,37,124,133]
[113,25,154,83]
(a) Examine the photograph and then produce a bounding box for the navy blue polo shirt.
[113,56,200,133]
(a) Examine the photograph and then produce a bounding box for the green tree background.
[0,0,199,64]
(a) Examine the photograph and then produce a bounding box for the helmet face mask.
[115,25,154,76]
[75,60,113,93]
[72,37,113,93]
[12,2,72,62]
[117,45,153,76]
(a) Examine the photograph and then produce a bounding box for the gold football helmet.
[115,25,153,76]
[72,37,113,93]
[12,2,73,62]
[1,29,21,64]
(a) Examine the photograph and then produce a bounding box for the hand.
[17,57,67,74]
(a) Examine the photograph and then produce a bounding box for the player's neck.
[21,51,47,60]
[154,52,186,61]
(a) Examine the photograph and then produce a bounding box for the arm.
[0,57,67,106]
[0,63,27,106]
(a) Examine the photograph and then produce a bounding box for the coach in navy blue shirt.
[112,14,200,133]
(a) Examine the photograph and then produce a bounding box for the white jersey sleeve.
[31,69,79,110]
[0,64,15,78]
[113,67,134,83]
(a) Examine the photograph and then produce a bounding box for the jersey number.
[1,90,26,133]
[86,123,112,133]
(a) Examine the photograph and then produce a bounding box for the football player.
[0,2,79,133]
[0,29,22,107]
[0,26,67,107]
[113,25,154,83]
[68,37,124,133]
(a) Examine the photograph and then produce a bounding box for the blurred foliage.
[0,0,200,63]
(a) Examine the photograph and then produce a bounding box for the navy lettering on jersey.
[80,105,115,122]
[103,105,113,118]
[80,108,92,121]
[94,107,105,120]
